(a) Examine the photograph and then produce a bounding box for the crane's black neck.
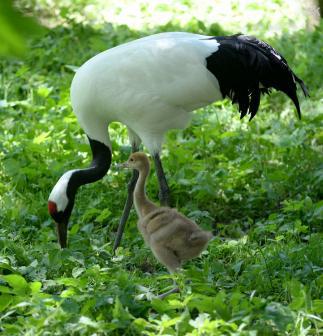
[66,137,112,201]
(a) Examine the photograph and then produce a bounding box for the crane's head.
[48,170,77,248]
[120,152,150,172]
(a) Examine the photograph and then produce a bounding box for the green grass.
[0,1,322,335]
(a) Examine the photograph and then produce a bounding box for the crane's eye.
[130,158,134,162]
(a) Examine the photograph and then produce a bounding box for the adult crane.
[47,32,308,249]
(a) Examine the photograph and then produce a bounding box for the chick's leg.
[151,244,181,299]
[157,284,179,299]
[151,244,181,273]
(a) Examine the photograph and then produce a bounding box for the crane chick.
[120,152,213,297]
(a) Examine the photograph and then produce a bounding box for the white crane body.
[71,33,222,153]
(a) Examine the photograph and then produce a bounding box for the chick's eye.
[130,158,134,162]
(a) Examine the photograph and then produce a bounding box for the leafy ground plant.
[0,1,322,335]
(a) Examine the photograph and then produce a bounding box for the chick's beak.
[115,161,130,169]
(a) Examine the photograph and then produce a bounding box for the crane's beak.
[55,220,68,248]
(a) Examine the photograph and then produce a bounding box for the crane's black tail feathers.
[206,34,309,121]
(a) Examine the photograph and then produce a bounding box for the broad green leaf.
[0,285,13,294]
[132,318,150,333]
[0,0,44,57]
[264,302,295,332]
[70,223,80,235]
[33,131,51,145]
[232,260,244,274]
[95,208,112,223]
[61,288,77,298]
[30,281,42,294]
[189,313,210,329]
[0,260,16,273]
[72,267,85,278]
[214,291,231,321]
[36,86,52,98]
[112,297,134,326]
[0,294,13,312]
[188,294,218,314]
[175,308,191,335]
[79,316,99,328]
[0,274,30,295]
[61,298,80,314]
[57,278,81,287]
[312,300,323,314]
[288,279,307,310]
[151,297,173,313]
[159,314,181,329]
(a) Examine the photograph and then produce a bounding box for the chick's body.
[138,207,212,272]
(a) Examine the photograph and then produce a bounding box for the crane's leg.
[153,153,171,207]
[113,143,139,252]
